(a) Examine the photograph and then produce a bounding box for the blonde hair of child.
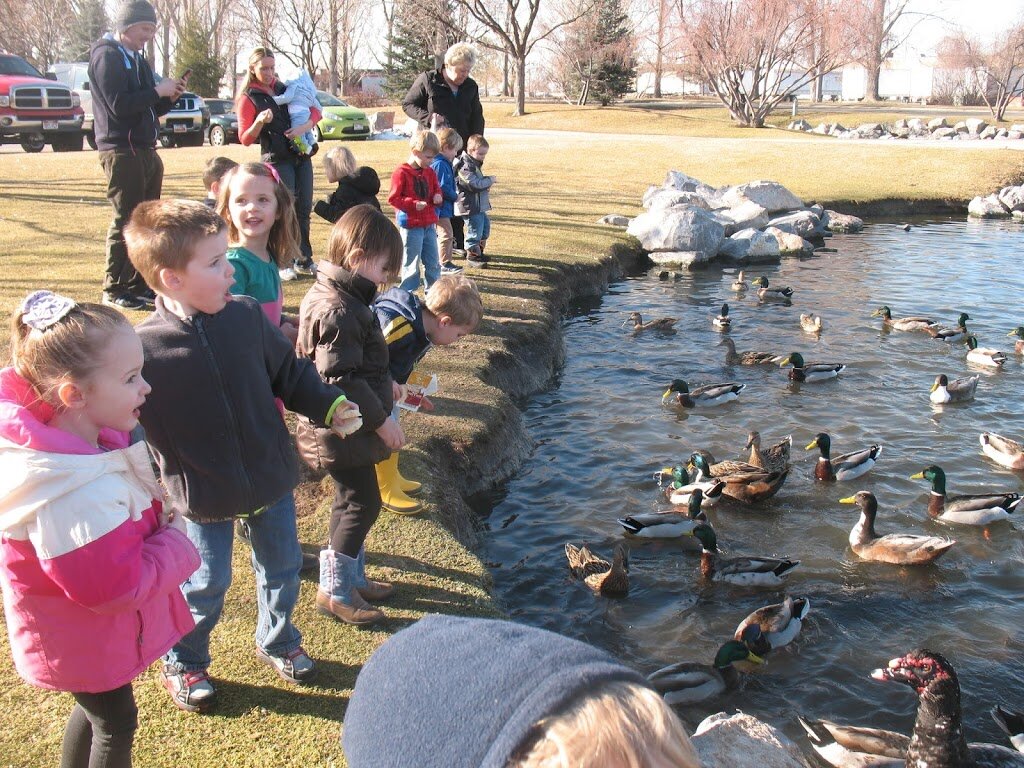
[467,134,489,152]
[410,130,441,155]
[323,146,359,180]
[125,199,226,290]
[10,299,131,406]
[509,680,700,768]
[425,274,482,329]
[326,204,403,283]
[217,163,302,268]
[435,127,463,153]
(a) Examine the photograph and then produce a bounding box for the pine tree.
[590,0,636,106]
[64,0,109,61]
[174,13,224,96]
[383,0,459,99]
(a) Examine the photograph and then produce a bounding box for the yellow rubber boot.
[376,454,423,515]
[394,451,422,496]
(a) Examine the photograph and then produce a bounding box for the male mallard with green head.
[647,641,765,705]
[966,336,1007,367]
[871,305,938,332]
[927,312,971,342]
[663,379,745,408]
[687,452,789,504]
[734,595,810,655]
[752,275,794,302]
[688,523,800,585]
[618,488,709,539]
[910,464,1020,526]
[805,432,881,482]
[780,352,846,382]
[1008,326,1024,354]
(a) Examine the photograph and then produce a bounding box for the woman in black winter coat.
[314,146,382,224]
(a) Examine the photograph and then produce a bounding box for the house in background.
[841,54,937,102]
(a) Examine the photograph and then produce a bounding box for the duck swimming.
[564,542,629,596]
[840,491,955,565]
[625,311,678,332]
[720,337,785,366]
[780,352,846,382]
[926,312,971,343]
[806,433,881,482]
[713,303,732,329]
[618,489,709,539]
[688,523,800,586]
[731,271,747,292]
[910,464,1020,526]
[966,336,1007,367]
[1008,327,1024,354]
[746,431,792,474]
[800,313,823,334]
[734,595,810,656]
[655,465,727,507]
[871,305,938,332]
[930,374,979,404]
[663,379,745,408]
[688,452,789,504]
[979,432,1024,470]
[752,275,794,302]
[647,640,764,706]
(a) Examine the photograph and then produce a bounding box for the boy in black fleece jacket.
[125,199,362,713]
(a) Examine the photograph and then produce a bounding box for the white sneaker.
[279,266,298,282]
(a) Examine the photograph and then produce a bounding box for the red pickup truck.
[0,52,85,152]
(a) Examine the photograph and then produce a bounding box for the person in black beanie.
[89,0,185,311]
[342,615,700,768]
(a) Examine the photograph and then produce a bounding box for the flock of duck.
[573,270,1024,767]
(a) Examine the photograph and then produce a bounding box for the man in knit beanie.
[88,0,186,311]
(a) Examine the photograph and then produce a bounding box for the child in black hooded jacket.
[314,146,382,223]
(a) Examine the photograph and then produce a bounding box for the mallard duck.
[926,312,971,342]
[663,379,745,408]
[979,431,1024,470]
[734,596,810,656]
[910,464,1020,526]
[780,352,846,382]
[805,433,881,482]
[746,431,792,474]
[871,305,938,332]
[966,336,1007,367]
[618,489,709,539]
[625,311,677,333]
[992,706,1024,754]
[800,650,1024,767]
[731,270,747,292]
[719,337,785,366]
[713,303,731,329]
[1008,327,1024,354]
[800,313,823,334]
[689,524,800,585]
[752,275,794,301]
[840,491,955,565]
[647,641,764,706]
[564,542,629,596]
[930,373,979,404]
[687,452,789,504]
[655,466,727,507]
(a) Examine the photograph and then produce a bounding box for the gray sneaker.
[161,664,216,713]
[440,262,463,274]
[256,645,315,683]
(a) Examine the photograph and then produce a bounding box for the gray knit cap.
[114,0,157,30]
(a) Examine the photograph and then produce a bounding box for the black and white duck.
[663,379,745,408]
[780,352,846,382]
[909,465,1020,526]
[806,432,881,482]
[927,312,971,343]
[752,275,794,301]
[648,640,764,705]
[618,488,709,539]
[688,523,800,586]
[930,374,979,404]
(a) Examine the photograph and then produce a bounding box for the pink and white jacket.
[0,367,200,693]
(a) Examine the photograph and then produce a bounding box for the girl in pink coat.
[0,291,200,767]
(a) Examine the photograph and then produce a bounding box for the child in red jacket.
[388,131,443,293]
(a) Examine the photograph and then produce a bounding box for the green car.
[315,91,370,141]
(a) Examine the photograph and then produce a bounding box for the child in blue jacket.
[431,128,463,275]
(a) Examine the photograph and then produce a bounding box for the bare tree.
[444,0,597,115]
[0,0,74,70]
[679,0,851,127]
[942,24,1024,121]
[847,0,933,101]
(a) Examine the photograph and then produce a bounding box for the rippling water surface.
[479,218,1024,746]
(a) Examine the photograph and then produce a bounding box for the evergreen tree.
[174,13,224,96]
[384,0,459,99]
[590,0,635,106]
[64,0,109,61]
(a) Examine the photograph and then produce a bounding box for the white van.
[49,62,95,148]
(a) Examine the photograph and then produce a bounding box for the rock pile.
[611,171,863,268]
[787,116,1024,141]
[967,184,1024,219]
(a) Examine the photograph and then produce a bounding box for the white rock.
[1013,210,1024,220]
[927,117,948,130]
[767,210,823,238]
[719,228,781,263]
[1009,130,1023,140]
[722,181,804,213]
[692,712,810,768]
[597,214,630,227]
[823,210,864,233]
[953,120,969,133]
[856,122,883,135]
[648,250,712,268]
[908,118,926,132]
[367,111,395,132]
[980,125,998,139]
[788,119,812,131]
[718,200,769,235]
[932,127,957,139]
[765,225,811,254]
[966,117,988,134]
[645,189,712,211]
[627,205,725,257]
[663,170,707,191]
[812,123,832,135]
[998,186,1024,211]
[967,194,1010,218]
[1011,124,1024,133]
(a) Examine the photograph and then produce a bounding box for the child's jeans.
[465,213,490,251]
[164,493,304,672]
[436,217,454,262]
[399,224,440,292]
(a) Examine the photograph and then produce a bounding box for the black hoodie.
[314,166,382,223]
[88,35,173,151]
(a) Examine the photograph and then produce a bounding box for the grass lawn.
[0,126,1022,766]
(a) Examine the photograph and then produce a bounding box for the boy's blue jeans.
[164,493,303,672]
[465,213,490,251]
[399,225,440,293]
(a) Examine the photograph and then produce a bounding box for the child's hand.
[415,201,427,211]
[376,418,406,450]
[330,400,363,437]
[432,193,443,205]
[392,381,404,401]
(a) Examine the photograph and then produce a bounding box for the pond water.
[479,218,1024,748]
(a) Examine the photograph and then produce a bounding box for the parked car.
[158,91,209,147]
[315,91,370,141]
[205,97,238,145]
[0,53,84,152]
[48,61,95,148]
